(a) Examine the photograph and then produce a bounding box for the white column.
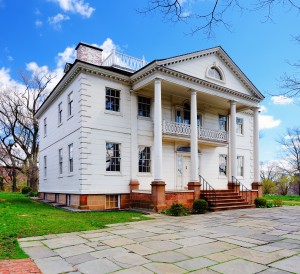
[154,78,163,181]
[230,100,237,180]
[190,90,199,182]
[253,107,260,182]
[130,91,138,181]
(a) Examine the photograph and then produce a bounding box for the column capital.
[229,100,237,105]
[251,106,261,113]
[154,78,162,83]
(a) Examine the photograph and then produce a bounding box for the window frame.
[44,155,47,178]
[236,117,244,135]
[138,146,151,173]
[59,148,63,175]
[138,96,151,118]
[68,92,73,117]
[237,156,244,177]
[106,142,121,172]
[219,115,227,131]
[105,195,120,209]
[68,143,73,173]
[105,87,120,112]
[58,102,63,125]
[44,118,47,137]
[219,154,227,176]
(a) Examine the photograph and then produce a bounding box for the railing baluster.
[199,175,217,207]
[232,176,252,205]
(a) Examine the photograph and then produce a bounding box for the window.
[59,148,63,174]
[105,195,119,209]
[68,92,73,116]
[44,118,47,137]
[237,156,244,177]
[219,115,227,131]
[44,156,47,177]
[197,114,202,127]
[106,87,120,112]
[106,143,121,171]
[219,154,227,176]
[139,146,151,172]
[68,143,73,173]
[208,67,222,80]
[58,102,62,124]
[236,118,243,134]
[138,96,151,117]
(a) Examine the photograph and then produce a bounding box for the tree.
[0,71,54,191]
[262,178,278,194]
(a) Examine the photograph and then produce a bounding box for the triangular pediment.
[156,47,264,101]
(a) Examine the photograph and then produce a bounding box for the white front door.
[177,155,191,189]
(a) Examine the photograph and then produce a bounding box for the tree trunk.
[12,166,17,192]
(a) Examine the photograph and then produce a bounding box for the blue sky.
[0,0,299,163]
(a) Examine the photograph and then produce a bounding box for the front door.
[177,155,191,189]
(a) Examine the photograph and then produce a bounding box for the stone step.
[212,201,249,207]
[210,204,255,212]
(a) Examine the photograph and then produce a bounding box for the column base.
[188,182,201,200]
[252,182,263,197]
[151,181,166,212]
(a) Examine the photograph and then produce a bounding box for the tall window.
[219,115,227,131]
[208,67,222,80]
[58,102,62,124]
[44,118,47,137]
[59,148,63,174]
[106,87,120,112]
[106,143,121,171]
[68,143,73,173]
[237,156,244,177]
[236,117,243,134]
[68,92,73,116]
[44,156,47,177]
[139,146,151,173]
[138,96,151,117]
[219,154,227,176]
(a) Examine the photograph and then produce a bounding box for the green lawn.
[264,194,300,206]
[0,192,150,260]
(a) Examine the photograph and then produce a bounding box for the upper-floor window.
[44,118,47,137]
[44,155,47,177]
[139,146,151,173]
[208,67,223,80]
[219,115,227,131]
[236,117,243,134]
[68,143,73,173]
[219,154,227,176]
[68,92,73,117]
[138,96,151,117]
[106,87,120,112]
[175,102,202,126]
[58,102,63,124]
[237,156,244,177]
[59,148,63,174]
[106,142,121,172]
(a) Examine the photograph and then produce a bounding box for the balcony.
[162,120,228,144]
[102,50,147,72]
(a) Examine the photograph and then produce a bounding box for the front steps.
[201,189,255,212]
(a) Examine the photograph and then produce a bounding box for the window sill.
[58,175,63,178]
[138,173,152,177]
[58,123,63,128]
[67,174,74,177]
[138,116,152,121]
[236,133,244,137]
[67,115,74,121]
[104,110,122,116]
[105,172,122,176]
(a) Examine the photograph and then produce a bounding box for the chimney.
[75,42,103,66]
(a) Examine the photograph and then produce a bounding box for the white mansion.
[35,42,264,211]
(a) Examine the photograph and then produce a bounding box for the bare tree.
[0,71,54,191]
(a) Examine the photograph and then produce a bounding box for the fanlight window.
[208,67,223,80]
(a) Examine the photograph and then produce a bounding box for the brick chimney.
[75,42,103,66]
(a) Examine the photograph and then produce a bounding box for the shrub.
[164,203,188,216]
[193,199,208,214]
[26,191,38,197]
[21,186,32,194]
[274,199,283,207]
[266,201,274,208]
[254,197,267,208]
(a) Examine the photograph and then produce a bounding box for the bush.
[254,197,267,208]
[193,199,208,214]
[266,201,274,208]
[164,203,188,216]
[274,199,283,207]
[21,186,32,194]
[26,191,38,197]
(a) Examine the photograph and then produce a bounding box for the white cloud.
[51,0,95,18]
[259,115,281,130]
[0,67,24,91]
[93,38,117,60]
[271,95,294,105]
[35,19,43,27]
[48,13,70,29]
[56,46,76,68]
[259,105,267,113]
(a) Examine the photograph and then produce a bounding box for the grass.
[263,194,300,206]
[0,192,151,260]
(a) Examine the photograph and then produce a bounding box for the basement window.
[105,195,119,209]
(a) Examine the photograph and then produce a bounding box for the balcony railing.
[102,50,147,72]
[162,120,228,143]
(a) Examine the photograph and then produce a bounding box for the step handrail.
[232,176,252,205]
[199,175,217,207]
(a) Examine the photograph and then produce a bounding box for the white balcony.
[102,50,147,72]
[162,120,228,143]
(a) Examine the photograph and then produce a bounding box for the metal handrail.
[199,175,217,207]
[232,176,252,205]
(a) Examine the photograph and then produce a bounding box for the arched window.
[208,67,223,80]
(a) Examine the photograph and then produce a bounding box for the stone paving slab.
[15,206,300,274]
